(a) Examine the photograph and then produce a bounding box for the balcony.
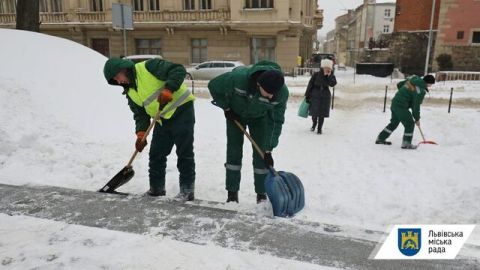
[40,13,68,23]
[133,10,230,22]
[0,10,230,26]
[0,13,15,24]
[77,12,106,23]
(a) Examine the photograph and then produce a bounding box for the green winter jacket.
[104,58,190,132]
[208,61,289,151]
[392,75,427,121]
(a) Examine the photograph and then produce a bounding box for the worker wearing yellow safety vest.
[103,57,195,201]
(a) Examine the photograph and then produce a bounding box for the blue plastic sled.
[265,170,305,217]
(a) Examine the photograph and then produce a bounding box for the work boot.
[226,191,239,203]
[401,142,417,149]
[174,191,195,202]
[375,139,392,145]
[174,186,195,202]
[146,187,166,197]
[256,193,267,204]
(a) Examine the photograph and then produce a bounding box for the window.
[149,0,160,11]
[39,0,64,13]
[40,0,48,12]
[383,25,390,33]
[135,39,162,55]
[0,0,16,14]
[473,32,480,44]
[384,9,391,17]
[457,31,464,40]
[200,0,212,10]
[91,0,104,12]
[184,0,195,10]
[197,63,210,69]
[211,62,225,68]
[251,38,276,64]
[133,0,144,11]
[245,0,274,9]
[51,0,63,12]
[191,39,208,63]
[225,63,235,67]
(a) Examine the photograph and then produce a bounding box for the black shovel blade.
[98,166,135,193]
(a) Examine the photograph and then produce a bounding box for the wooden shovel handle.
[126,109,162,167]
[417,124,427,142]
[233,119,278,175]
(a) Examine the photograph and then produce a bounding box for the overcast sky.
[317,0,396,37]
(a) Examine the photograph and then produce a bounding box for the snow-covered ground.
[0,29,479,268]
[0,214,336,270]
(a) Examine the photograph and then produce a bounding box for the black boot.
[226,191,239,203]
[311,117,317,131]
[375,139,392,145]
[146,187,166,197]
[401,142,418,149]
[256,193,267,204]
[317,117,324,134]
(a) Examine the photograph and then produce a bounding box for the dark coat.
[304,69,337,117]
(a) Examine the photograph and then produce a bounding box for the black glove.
[224,108,240,122]
[264,152,274,168]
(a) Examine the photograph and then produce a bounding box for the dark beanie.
[257,70,285,95]
[423,74,436,84]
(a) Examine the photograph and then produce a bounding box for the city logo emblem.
[398,228,421,256]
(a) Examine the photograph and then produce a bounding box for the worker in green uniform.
[376,75,435,149]
[103,57,196,200]
[208,61,289,203]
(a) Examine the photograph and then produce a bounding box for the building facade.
[433,0,480,71]
[394,0,440,32]
[337,0,395,66]
[0,0,323,70]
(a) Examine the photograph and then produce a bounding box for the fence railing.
[293,67,320,77]
[0,14,15,24]
[0,10,229,25]
[40,13,68,23]
[77,12,106,22]
[133,10,230,22]
[436,71,480,82]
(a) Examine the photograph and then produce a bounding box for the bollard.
[331,87,335,110]
[383,85,388,113]
[448,87,454,113]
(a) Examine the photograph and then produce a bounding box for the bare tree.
[16,0,40,32]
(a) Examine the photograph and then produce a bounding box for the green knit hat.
[103,58,135,85]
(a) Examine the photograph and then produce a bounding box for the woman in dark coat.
[304,59,337,134]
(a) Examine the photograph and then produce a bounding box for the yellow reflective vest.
[127,61,195,123]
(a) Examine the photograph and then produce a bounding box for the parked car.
[308,53,336,69]
[123,54,162,63]
[186,61,244,80]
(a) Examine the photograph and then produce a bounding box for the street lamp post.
[424,0,436,75]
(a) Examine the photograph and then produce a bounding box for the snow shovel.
[99,89,193,193]
[210,100,304,217]
[99,109,161,194]
[417,124,438,146]
[231,119,305,217]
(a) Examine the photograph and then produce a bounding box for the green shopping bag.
[298,98,309,118]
